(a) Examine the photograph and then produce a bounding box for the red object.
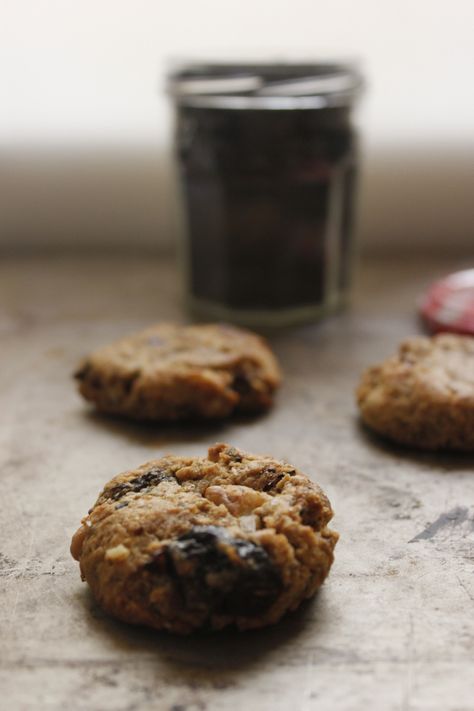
[420,269,474,336]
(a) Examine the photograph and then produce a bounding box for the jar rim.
[167,61,364,110]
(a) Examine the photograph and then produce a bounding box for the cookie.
[75,323,281,421]
[70,443,338,633]
[356,334,474,450]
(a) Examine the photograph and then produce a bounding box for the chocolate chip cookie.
[71,443,338,633]
[75,323,281,421]
[357,334,474,450]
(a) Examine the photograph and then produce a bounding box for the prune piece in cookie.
[74,322,281,421]
[356,334,474,451]
[165,526,282,616]
[107,467,177,501]
[70,444,338,633]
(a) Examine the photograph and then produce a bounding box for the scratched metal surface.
[0,255,473,711]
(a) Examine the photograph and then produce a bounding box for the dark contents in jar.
[174,69,359,313]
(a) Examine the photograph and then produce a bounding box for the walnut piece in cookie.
[75,323,281,421]
[70,443,338,634]
[356,334,474,451]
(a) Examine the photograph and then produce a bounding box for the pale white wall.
[1,0,473,251]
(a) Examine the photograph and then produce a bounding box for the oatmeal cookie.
[75,323,281,421]
[357,334,474,450]
[71,443,338,633]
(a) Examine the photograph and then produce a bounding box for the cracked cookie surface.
[357,334,474,451]
[75,323,281,421]
[71,444,338,633]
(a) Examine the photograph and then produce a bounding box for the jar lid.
[419,269,474,336]
[167,61,364,110]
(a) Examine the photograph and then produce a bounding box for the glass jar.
[168,62,364,327]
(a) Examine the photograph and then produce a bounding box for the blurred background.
[1,0,473,256]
